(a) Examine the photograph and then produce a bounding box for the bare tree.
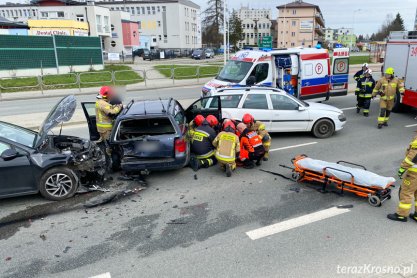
[202,0,224,46]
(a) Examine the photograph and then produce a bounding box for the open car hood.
[36,95,77,147]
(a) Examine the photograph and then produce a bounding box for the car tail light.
[175,137,187,157]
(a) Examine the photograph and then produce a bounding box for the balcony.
[315,25,324,35]
[315,12,325,26]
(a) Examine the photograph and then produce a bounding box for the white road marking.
[246,207,351,240]
[405,124,417,128]
[341,107,357,111]
[90,273,111,278]
[269,142,317,152]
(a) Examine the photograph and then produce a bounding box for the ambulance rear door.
[330,48,350,97]
[299,52,330,100]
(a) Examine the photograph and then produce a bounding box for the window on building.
[292,9,296,14]
[57,11,64,18]
[115,7,119,11]
[152,6,155,14]
[41,12,48,18]
[159,35,161,41]
[250,24,253,28]
[32,9,36,17]
[250,33,253,38]
[147,7,151,14]
[164,34,167,43]
[162,6,166,12]
[136,7,140,14]
[104,16,109,32]
[291,32,295,37]
[110,7,114,11]
[157,21,161,27]
[96,15,102,32]
[121,7,124,11]
[291,42,295,46]
[157,6,160,12]
[141,7,145,14]
[18,10,22,16]
[131,7,135,15]
[76,14,84,22]
[292,21,296,26]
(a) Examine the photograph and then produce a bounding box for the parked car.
[132,48,146,58]
[0,95,105,201]
[163,49,177,59]
[143,49,161,61]
[205,48,215,58]
[209,87,346,138]
[191,49,206,60]
[82,96,222,172]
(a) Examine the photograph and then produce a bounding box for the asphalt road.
[4,86,417,278]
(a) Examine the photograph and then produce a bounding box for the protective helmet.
[364,69,373,75]
[242,113,254,125]
[206,115,219,127]
[99,86,113,98]
[385,67,394,75]
[222,120,236,132]
[193,114,205,127]
[362,63,369,69]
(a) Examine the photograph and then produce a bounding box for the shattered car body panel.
[0,95,105,200]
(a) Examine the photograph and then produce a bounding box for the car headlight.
[338,113,346,122]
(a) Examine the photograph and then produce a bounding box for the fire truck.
[384,31,417,112]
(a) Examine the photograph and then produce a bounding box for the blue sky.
[194,0,417,35]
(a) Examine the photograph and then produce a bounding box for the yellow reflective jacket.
[212,131,240,163]
[372,77,405,101]
[401,136,417,173]
[95,99,122,132]
[249,120,270,139]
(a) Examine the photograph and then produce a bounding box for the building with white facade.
[237,7,272,48]
[0,0,201,51]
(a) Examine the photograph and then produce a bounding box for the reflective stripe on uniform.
[407,168,417,173]
[378,117,385,122]
[215,154,235,163]
[97,123,113,128]
[411,140,417,149]
[196,150,215,159]
[399,202,412,209]
[404,157,414,166]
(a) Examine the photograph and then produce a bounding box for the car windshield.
[0,122,37,148]
[216,60,253,83]
[193,50,203,55]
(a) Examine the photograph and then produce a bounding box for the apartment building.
[276,0,325,48]
[97,0,201,50]
[237,7,272,48]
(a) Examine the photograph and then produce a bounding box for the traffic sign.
[258,36,272,48]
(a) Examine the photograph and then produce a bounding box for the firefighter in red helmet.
[95,86,123,142]
[242,113,271,161]
[188,114,205,140]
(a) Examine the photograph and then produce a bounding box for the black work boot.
[364,112,369,117]
[387,213,408,222]
[410,213,417,223]
[225,164,232,177]
[243,161,255,169]
[378,124,383,129]
[256,159,262,166]
[189,156,199,172]
[383,122,388,127]
[356,108,360,113]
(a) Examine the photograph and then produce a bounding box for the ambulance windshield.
[216,60,253,83]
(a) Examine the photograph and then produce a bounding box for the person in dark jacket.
[354,63,369,99]
[356,69,376,117]
[189,119,217,171]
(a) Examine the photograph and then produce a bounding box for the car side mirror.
[298,106,306,111]
[1,149,20,161]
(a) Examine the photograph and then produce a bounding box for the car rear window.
[116,117,176,141]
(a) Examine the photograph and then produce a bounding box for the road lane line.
[90,273,111,278]
[269,142,317,152]
[246,207,351,240]
[405,124,417,128]
[341,107,357,111]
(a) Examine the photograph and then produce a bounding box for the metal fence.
[0,64,223,98]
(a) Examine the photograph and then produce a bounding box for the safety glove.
[398,167,406,179]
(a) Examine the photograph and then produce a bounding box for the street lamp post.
[351,9,361,50]
[223,0,227,64]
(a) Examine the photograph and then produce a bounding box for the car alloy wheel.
[45,173,73,197]
[312,119,335,139]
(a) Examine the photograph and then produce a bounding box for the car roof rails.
[218,86,281,93]
[123,99,135,115]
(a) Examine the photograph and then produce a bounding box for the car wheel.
[39,167,78,201]
[312,118,335,139]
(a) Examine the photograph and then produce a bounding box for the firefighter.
[387,135,417,222]
[187,114,205,140]
[189,118,217,171]
[212,120,240,177]
[206,114,220,133]
[95,86,123,142]
[354,63,369,105]
[356,69,376,117]
[242,113,271,161]
[237,123,265,169]
[372,67,405,129]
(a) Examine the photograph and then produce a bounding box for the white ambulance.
[203,47,350,100]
